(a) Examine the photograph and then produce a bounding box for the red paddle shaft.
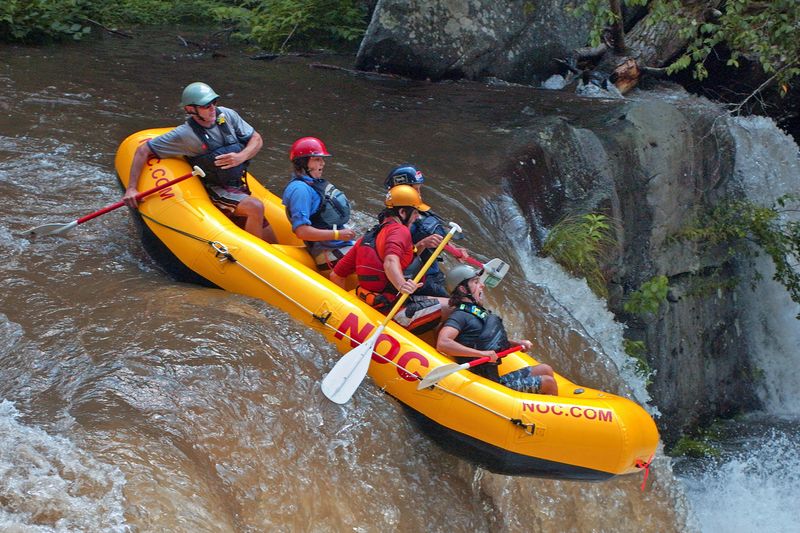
[77,170,198,224]
[466,345,523,368]
[444,243,483,269]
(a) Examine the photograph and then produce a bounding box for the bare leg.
[436,297,452,320]
[234,196,275,243]
[530,364,558,395]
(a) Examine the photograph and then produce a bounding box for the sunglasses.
[196,99,218,110]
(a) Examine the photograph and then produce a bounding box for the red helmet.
[289,137,331,161]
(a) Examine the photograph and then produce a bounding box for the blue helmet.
[384,165,425,189]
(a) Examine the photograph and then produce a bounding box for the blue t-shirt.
[282,173,352,254]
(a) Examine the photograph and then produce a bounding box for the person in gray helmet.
[123,82,276,243]
[436,264,558,395]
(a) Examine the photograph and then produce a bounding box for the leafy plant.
[1,0,369,51]
[246,0,368,52]
[623,338,653,385]
[572,0,800,93]
[1,0,90,42]
[670,434,721,458]
[541,213,616,298]
[676,194,800,318]
[624,275,669,315]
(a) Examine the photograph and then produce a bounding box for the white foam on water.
[680,425,799,533]
[0,400,128,532]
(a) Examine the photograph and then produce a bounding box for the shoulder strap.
[186,110,236,145]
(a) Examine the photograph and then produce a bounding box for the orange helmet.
[384,184,430,211]
[289,137,331,161]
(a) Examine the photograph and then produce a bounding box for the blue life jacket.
[289,176,351,230]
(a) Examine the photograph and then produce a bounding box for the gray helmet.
[181,82,220,106]
[445,264,482,293]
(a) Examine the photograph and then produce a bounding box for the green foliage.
[0,0,90,42]
[1,0,369,51]
[246,0,368,52]
[676,195,800,318]
[670,434,721,458]
[86,0,230,26]
[624,275,669,315]
[541,213,616,298]
[623,338,653,385]
[572,0,800,92]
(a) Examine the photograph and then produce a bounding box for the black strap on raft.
[510,418,536,435]
[140,212,236,262]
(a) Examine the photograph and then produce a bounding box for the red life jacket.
[355,219,421,309]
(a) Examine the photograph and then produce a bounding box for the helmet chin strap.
[399,207,416,226]
[455,283,478,305]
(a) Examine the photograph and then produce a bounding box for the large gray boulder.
[502,88,769,444]
[356,0,592,83]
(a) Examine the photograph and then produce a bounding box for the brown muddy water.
[0,30,689,531]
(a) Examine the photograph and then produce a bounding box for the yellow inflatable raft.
[115,129,659,481]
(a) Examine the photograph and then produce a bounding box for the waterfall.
[681,115,800,532]
[729,116,800,414]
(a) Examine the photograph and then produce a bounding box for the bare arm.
[508,338,533,352]
[437,326,497,361]
[384,254,421,295]
[215,131,263,169]
[294,224,356,242]
[123,142,153,208]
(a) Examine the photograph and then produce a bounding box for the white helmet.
[445,264,482,293]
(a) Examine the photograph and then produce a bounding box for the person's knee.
[238,196,264,217]
[533,364,554,377]
[539,375,558,395]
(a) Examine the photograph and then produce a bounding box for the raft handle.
[510,418,536,435]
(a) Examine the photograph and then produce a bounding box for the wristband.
[333,229,340,240]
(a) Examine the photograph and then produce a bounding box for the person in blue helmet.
[123,82,276,243]
[383,165,470,297]
[282,136,356,272]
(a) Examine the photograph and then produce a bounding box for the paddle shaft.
[381,224,461,326]
[464,344,523,368]
[78,169,198,224]
[444,243,483,269]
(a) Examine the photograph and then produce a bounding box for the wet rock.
[503,88,766,444]
[356,0,591,84]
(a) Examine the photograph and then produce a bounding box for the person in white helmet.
[437,265,558,395]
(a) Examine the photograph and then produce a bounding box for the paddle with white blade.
[444,244,509,288]
[417,345,522,390]
[321,221,462,404]
[21,166,205,237]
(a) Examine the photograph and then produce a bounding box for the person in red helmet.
[331,185,451,334]
[282,137,357,272]
[124,82,276,243]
